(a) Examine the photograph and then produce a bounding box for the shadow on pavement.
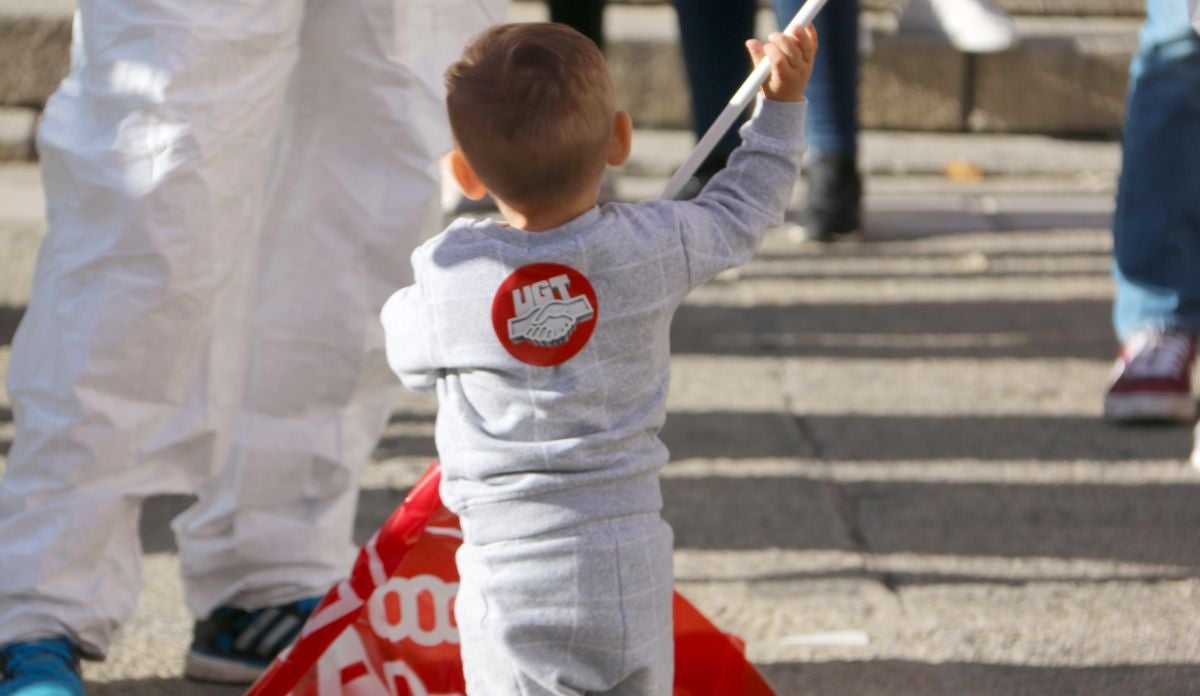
[737,267,1107,281]
[659,474,1200,569]
[844,478,1200,568]
[0,295,1117,362]
[377,410,1192,464]
[752,248,1111,263]
[89,679,243,696]
[76,403,1200,567]
[758,660,1200,696]
[862,208,1113,240]
[664,476,852,553]
[137,446,1200,570]
[661,411,1190,462]
[0,306,20,347]
[0,406,9,457]
[137,488,416,554]
[671,300,1113,360]
[993,210,1115,233]
[138,495,195,554]
[375,432,437,460]
[737,247,1113,282]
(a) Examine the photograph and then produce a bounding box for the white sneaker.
[1191,423,1200,470]
[897,0,1018,53]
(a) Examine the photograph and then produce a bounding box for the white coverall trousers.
[0,0,504,657]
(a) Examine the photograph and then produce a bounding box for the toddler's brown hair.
[446,23,615,207]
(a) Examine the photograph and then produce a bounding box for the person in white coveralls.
[0,1,505,694]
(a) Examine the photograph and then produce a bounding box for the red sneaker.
[1104,330,1196,423]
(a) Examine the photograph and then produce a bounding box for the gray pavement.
[3,145,1200,695]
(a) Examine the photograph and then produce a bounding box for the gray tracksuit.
[381,98,807,695]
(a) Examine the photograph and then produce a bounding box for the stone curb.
[0,8,71,109]
[0,107,37,161]
[601,11,1138,136]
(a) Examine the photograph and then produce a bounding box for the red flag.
[249,463,775,696]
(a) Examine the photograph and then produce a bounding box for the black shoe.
[185,596,321,684]
[801,151,862,242]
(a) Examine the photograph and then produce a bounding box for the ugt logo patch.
[491,263,598,366]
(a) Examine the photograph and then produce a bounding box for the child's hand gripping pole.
[659,0,833,201]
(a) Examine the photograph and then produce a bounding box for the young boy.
[381,21,816,695]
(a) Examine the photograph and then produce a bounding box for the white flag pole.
[659,0,835,200]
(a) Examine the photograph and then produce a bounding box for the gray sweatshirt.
[381,98,807,545]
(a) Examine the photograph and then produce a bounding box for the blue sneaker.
[185,596,321,684]
[0,637,85,696]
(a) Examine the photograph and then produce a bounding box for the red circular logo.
[491,263,599,366]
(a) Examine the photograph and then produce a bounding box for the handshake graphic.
[508,296,595,348]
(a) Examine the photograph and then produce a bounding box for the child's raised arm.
[670,25,817,289]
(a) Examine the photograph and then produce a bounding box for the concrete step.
[0,0,72,109]
[867,0,1142,14]
[587,6,1138,136]
[589,0,1146,17]
[0,0,1140,162]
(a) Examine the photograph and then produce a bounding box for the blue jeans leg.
[672,0,757,174]
[673,0,859,172]
[1112,0,1200,341]
[547,0,606,52]
[773,0,859,156]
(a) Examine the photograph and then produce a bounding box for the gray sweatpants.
[455,514,674,695]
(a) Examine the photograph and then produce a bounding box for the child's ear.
[607,110,632,167]
[448,150,488,200]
